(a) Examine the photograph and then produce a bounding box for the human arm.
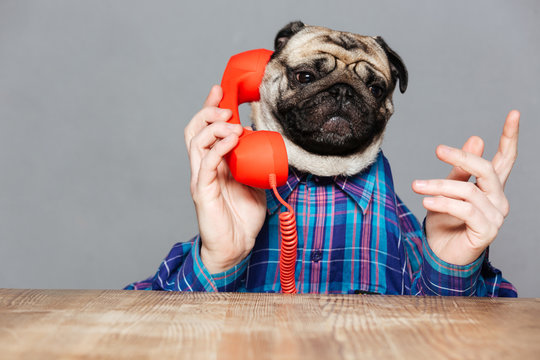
[125,86,267,291]
[124,236,252,291]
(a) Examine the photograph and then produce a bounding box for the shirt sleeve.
[124,235,251,292]
[396,196,517,297]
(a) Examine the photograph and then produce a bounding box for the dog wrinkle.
[322,33,370,53]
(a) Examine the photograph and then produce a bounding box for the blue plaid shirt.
[126,152,516,296]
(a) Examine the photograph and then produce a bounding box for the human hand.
[412,110,520,265]
[184,85,267,273]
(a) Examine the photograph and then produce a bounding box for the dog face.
[251,21,407,176]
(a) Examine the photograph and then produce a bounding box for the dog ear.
[373,37,408,93]
[274,21,305,54]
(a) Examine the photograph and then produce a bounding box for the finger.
[190,122,243,154]
[203,85,224,108]
[422,196,495,242]
[435,145,502,195]
[492,110,520,187]
[184,106,232,153]
[197,134,240,189]
[184,86,230,152]
[189,122,243,185]
[446,136,484,181]
[413,179,507,221]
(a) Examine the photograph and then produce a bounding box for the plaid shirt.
[126,152,516,296]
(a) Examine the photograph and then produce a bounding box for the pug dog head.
[251,21,408,176]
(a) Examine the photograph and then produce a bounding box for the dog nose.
[329,83,354,103]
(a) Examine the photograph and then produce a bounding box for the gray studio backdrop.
[1,1,539,296]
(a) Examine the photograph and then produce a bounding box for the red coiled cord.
[269,174,298,294]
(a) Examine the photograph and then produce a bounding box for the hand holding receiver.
[184,86,267,274]
[218,49,288,189]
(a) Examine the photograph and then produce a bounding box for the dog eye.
[369,85,384,98]
[296,72,315,84]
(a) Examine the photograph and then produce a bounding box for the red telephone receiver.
[218,49,288,189]
[219,49,298,294]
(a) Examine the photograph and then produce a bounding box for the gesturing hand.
[412,110,520,265]
[184,86,267,274]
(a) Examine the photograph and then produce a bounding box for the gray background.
[1,0,539,296]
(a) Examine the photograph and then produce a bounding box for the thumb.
[446,135,484,181]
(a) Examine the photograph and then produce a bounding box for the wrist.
[421,239,485,296]
[428,240,485,266]
[200,244,249,274]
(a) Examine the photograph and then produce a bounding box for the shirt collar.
[266,151,384,215]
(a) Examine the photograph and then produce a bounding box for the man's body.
[126,86,520,296]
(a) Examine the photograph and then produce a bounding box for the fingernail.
[415,180,427,188]
[439,145,452,154]
[424,197,435,206]
[226,123,242,132]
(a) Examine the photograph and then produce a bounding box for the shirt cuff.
[186,236,251,292]
[420,238,485,296]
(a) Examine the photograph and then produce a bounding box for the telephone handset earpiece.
[218,49,288,189]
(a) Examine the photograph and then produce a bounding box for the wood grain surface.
[0,289,539,359]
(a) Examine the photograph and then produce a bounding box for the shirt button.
[311,250,323,262]
[313,176,332,185]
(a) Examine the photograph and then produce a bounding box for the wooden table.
[0,289,539,359]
